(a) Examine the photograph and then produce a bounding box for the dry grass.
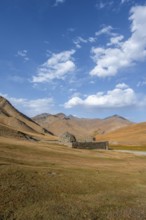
[110,145,146,151]
[96,122,146,146]
[1,137,146,220]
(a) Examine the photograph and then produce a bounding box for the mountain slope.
[0,96,53,138]
[0,123,39,141]
[33,113,132,140]
[95,122,146,146]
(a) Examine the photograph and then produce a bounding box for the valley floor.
[0,137,146,220]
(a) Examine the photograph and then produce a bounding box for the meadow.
[1,137,146,220]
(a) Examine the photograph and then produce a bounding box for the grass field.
[110,144,146,151]
[1,137,146,220]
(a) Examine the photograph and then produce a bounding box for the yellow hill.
[96,122,146,146]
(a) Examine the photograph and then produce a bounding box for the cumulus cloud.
[64,83,137,109]
[32,50,76,83]
[0,93,54,116]
[90,5,146,78]
[17,50,29,62]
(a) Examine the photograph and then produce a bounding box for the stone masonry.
[60,132,109,150]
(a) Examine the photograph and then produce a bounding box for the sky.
[0,0,146,122]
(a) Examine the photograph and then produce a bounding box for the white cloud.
[73,26,116,49]
[54,0,65,6]
[32,50,76,83]
[0,93,54,116]
[73,36,96,48]
[107,35,124,46]
[64,83,137,109]
[90,5,146,78]
[65,96,83,108]
[88,37,96,43]
[73,37,88,48]
[137,80,146,87]
[77,37,88,43]
[95,26,115,37]
[17,50,29,62]
[115,83,129,89]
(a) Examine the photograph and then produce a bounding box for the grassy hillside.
[1,137,146,219]
[96,122,146,148]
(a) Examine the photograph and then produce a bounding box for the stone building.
[59,132,76,143]
[60,132,109,150]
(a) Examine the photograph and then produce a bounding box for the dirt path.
[113,150,146,156]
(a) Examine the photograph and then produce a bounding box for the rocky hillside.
[0,96,53,139]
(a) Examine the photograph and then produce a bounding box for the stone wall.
[72,141,109,150]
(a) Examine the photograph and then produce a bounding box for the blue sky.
[0,0,146,122]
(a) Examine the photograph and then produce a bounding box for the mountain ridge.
[2,96,143,145]
[0,96,54,139]
[33,112,133,141]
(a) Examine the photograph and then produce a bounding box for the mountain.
[98,114,133,133]
[95,122,146,146]
[0,96,135,143]
[32,113,132,141]
[0,96,53,139]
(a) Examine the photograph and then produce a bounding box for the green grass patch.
[110,145,146,151]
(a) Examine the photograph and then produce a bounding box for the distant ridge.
[104,114,129,121]
[32,113,51,120]
[0,96,136,143]
[33,112,133,141]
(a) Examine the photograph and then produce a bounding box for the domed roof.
[60,132,76,143]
